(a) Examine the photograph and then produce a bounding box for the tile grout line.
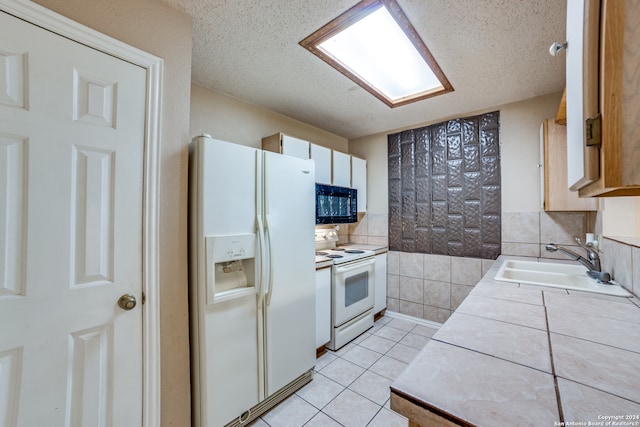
[261,315,421,427]
[317,316,422,425]
[542,291,564,425]
[357,319,423,425]
[428,336,555,376]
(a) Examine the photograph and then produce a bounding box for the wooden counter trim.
[390,388,473,427]
[315,261,333,270]
[555,89,566,125]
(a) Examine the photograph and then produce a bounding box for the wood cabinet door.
[543,119,598,211]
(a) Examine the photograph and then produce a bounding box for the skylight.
[300,0,453,108]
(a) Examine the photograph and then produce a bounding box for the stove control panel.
[315,227,339,243]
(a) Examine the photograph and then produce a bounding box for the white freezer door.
[192,137,262,426]
[262,151,316,396]
[199,137,260,236]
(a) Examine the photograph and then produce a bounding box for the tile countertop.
[390,256,640,427]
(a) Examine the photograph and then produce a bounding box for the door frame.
[0,1,163,426]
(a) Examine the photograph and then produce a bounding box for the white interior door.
[0,10,146,426]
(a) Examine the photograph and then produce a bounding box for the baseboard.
[223,369,313,427]
[383,310,442,330]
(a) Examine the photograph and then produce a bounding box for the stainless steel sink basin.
[495,260,631,297]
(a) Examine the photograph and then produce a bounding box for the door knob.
[118,294,137,310]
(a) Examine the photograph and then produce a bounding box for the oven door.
[332,257,375,326]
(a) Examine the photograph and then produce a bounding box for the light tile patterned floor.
[250,315,437,427]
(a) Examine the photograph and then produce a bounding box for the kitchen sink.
[495,260,632,297]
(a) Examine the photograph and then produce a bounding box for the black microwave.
[315,184,358,224]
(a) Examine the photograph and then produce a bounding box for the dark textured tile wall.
[388,112,501,259]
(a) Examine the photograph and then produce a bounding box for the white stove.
[315,228,375,264]
[315,227,376,350]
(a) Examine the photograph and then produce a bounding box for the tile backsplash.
[502,211,598,260]
[350,210,638,324]
[386,251,494,323]
[602,238,640,297]
[349,213,389,247]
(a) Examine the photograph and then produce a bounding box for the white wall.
[349,92,564,216]
[191,84,349,151]
[603,197,640,237]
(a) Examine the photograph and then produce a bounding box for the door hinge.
[585,114,601,147]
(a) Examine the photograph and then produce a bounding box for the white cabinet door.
[332,150,351,187]
[310,143,331,184]
[315,266,331,348]
[281,134,310,160]
[566,0,600,190]
[351,156,367,212]
[374,253,387,314]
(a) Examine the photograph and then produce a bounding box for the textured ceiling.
[160,0,567,139]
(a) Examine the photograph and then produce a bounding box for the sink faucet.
[545,237,602,273]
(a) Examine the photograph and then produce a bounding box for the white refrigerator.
[189,136,316,427]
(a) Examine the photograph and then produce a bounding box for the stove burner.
[326,254,344,259]
[344,250,365,254]
[316,251,328,256]
[332,248,346,251]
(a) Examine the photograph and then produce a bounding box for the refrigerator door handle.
[256,216,266,307]
[264,214,274,307]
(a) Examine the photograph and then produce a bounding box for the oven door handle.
[334,257,375,274]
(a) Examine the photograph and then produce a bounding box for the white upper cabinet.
[262,133,310,160]
[264,135,369,201]
[282,135,310,159]
[310,143,331,185]
[332,150,351,187]
[565,0,600,191]
[351,156,366,212]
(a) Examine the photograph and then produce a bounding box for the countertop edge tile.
[391,256,640,426]
[391,340,560,426]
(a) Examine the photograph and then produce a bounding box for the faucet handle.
[576,236,599,251]
[575,237,592,250]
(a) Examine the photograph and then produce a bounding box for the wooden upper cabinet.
[555,89,567,125]
[542,119,598,211]
[574,0,640,197]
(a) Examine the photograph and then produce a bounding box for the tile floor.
[249,315,438,427]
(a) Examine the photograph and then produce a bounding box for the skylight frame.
[300,0,453,108]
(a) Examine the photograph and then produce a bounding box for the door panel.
[0,11,145,426]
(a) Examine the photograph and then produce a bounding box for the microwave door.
[315,184,357,224]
